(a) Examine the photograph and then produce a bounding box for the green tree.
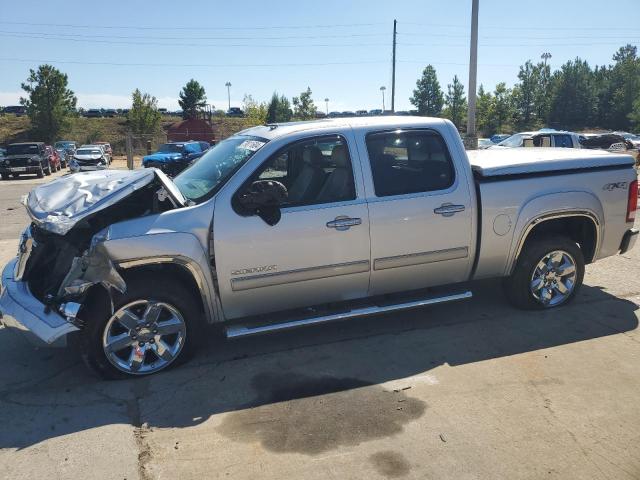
[629,95,640,130]
[444,75,467,129]
[242,94,268,124]
[127,89,161,134]
[20,64,77,143]
[409,65,444,116]
[513,61,537,129]
[548,58,597,129]
[178,79,207,119]
[292,87,317,120]
[532,61,551,125]
[607,45,640,130]
[266,92,292,123]
[476,85,496,135]
[493,82,514,132]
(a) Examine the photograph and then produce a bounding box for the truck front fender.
[100,232,224,324]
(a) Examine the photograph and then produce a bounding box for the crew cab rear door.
[358,126,474,296]
[212,131,371,320]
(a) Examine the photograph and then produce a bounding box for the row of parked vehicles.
[479,129,640,161]
[0,140,113,179]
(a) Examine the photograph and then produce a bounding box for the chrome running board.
[225,290,472,339]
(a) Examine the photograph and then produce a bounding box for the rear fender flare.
[506,191,603,275]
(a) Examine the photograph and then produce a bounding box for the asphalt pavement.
[0,172,639,479]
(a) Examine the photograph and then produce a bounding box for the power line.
[0,56,549,69]
[0,32,389,48]
[0,57,390,68]
[401,21,640,31]
[0,29,389,41]
[0,20,386,31]
[2,32,634,49]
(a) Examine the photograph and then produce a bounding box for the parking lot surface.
[1,174,639,479]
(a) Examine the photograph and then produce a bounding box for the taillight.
[626,179,638,222]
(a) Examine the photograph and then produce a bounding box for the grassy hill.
[0,114,260,154]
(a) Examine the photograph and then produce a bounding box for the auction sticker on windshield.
[239,140,266,151]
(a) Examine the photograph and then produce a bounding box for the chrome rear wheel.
[530,250,577,307]
[102,300,187,375]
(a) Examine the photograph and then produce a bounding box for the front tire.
[80,275,202,379]
[36,165,44,178]
[1,173,9,180]
[45,162,51,175]
[504,235,584,310]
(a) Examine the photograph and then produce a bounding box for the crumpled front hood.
[143,152,184,163]
[25,169,187,235]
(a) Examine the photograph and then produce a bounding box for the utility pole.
[380,86,386,111]
[466,0,479,147]
[391,19,397,113]
[324,97,329,115]
[225,81,232,110]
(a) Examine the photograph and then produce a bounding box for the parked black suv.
[0,142,51,179]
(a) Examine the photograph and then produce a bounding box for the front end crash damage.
[1,169,187,345]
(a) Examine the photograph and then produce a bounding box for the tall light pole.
[225,81,232,110]
[380,86,386,111]
[541,52,552,68]
[466,0,479,147]
[324,97,329,115]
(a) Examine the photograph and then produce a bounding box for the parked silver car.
[1,117,637,378]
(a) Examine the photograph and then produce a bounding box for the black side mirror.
[236,179,288,226]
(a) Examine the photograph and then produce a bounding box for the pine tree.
[409,65,444,116]
[444,75,467,129]
[20,64,77,143]
[178,79,207,119]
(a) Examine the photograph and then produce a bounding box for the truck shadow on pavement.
[0,279,638,452]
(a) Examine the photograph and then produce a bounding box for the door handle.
[326,216,362,231]
[434,203,465,217]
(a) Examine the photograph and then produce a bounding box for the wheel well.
[78,263,206,326]
[522,216,598,264]
[119,264,206,314]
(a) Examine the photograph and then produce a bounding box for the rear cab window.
[365,130,456,197]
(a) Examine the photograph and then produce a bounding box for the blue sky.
[0,0,638,112]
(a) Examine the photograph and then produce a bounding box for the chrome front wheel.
[102,300,187,375]
[530,250,577,307]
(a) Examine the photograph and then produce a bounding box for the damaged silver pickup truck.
[1,117,638,378]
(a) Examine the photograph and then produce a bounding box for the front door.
[213,133,371,320]
[359,128,474,296]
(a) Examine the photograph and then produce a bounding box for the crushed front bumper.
[0,259,79,347]
[619,228,639,255]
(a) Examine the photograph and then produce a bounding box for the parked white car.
[492,129,581,149]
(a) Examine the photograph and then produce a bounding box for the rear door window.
[365,130,455,197]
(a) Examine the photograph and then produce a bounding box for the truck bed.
[468,148,635,178]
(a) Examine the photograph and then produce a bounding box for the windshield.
[76,149,102,155]
[55,141,74,149]
[157,144,184,153]
[498,134,525,147]
[7,144,39,155]
[622,133,640,141]
[173,135,268,203]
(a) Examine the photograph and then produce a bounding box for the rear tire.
[79,274,203,379]
[503,235,584,310]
